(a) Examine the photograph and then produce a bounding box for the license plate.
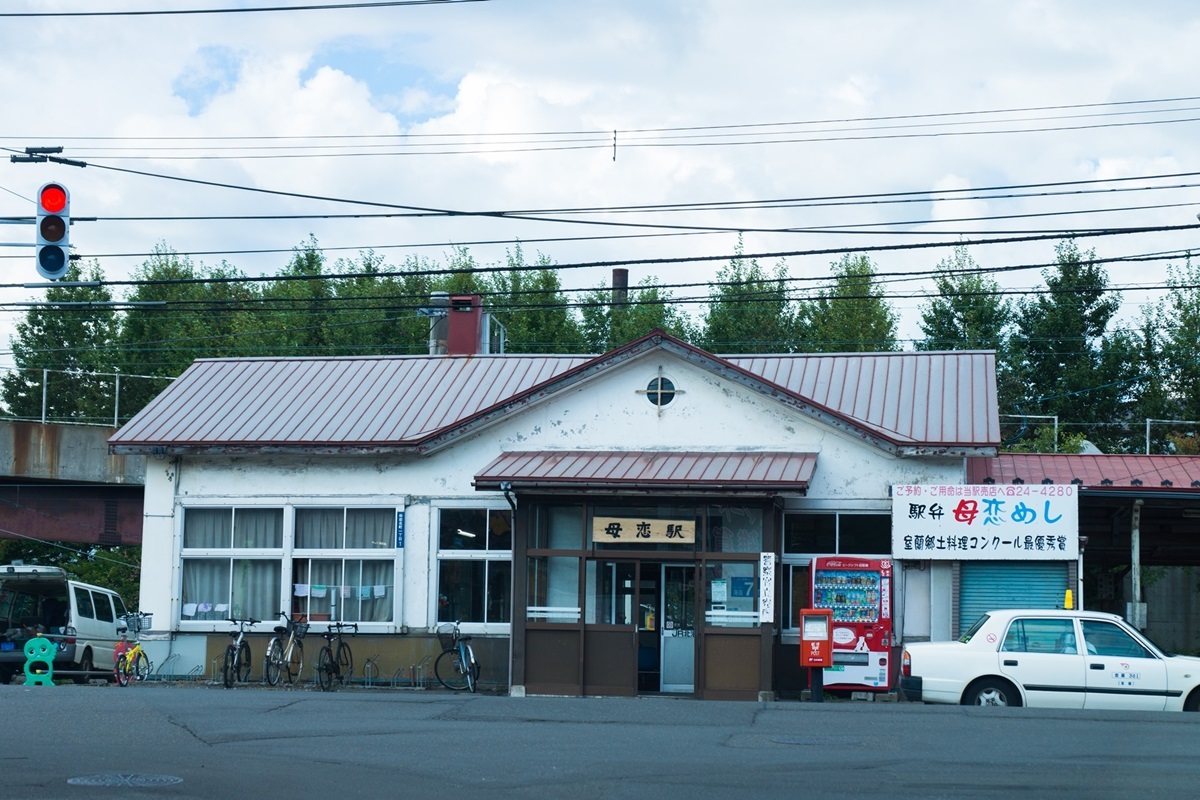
[0,642,13,651]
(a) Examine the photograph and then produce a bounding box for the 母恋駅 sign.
[891,484,1079,560]
[591,516,696,544]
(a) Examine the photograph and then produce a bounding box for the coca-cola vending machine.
[810,556,892,691]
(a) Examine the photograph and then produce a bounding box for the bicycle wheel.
[336,641,353,685]
[236,640,252,683]
[317,646,334,692]
[115,654,131,687]
[264,638,283,686]
[286,639,304,684]
[222,645,236,689]
[133,651,151,682]
[464,644,479,693]
[435,648,471,691]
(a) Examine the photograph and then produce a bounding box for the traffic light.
[35,182,70,280]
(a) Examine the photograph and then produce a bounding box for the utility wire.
[6,93,1199,143]
[0,0,487,18]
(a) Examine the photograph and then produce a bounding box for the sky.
[2,0,1200,373]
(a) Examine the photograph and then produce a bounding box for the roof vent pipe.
[427,292,450,355]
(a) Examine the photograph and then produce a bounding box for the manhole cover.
[67,774,184,787]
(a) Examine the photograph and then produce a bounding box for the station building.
[111,296,1090,698]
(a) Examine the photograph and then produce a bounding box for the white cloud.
[0,0,1197,367]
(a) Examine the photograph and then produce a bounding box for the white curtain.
[234,508,282,548]
[183,509,231,548]
[346,509,391,549]
[296,509,341,549]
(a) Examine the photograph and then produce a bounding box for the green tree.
[805,254,898,352]
[258,236,335,356]
[580,276,695,352]
[700,241,799,353]
[326,251,433,356]
[1,261,120,424]
[1005,240,1137,451]
[115,246,259,419]
[1161,257,1200,423]
[917,245,1012,351]
[486,247,585,353]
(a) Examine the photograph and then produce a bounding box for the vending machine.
[810,556,893,691]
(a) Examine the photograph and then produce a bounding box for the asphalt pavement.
[3,681,1199,799]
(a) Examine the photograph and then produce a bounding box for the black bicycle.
[316,621,357,691]
[222,617,259,688]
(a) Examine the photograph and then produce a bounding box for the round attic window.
[645,376,676,407]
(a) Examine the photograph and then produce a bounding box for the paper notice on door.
[712,579,727,604]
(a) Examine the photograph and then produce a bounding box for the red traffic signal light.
[39,184,67,214]
[35,182,70,280]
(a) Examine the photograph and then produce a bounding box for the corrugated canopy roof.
[109,332,998,455]
[474,450,817,492]
[968,454,1200,492]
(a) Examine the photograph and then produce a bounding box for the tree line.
[4,235,1199,455]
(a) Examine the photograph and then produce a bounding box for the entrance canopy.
[474,450,817,493]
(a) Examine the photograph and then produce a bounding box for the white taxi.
[899,608,1200,711]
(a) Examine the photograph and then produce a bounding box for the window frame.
[177,498,403,633]
[779,509,891,635]
[434,503,514,634]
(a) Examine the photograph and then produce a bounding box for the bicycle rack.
[210,656,223,684]
[392,654,430,690]
[152,653,180,681]
[186,664,204,682]
[362,655,382,688]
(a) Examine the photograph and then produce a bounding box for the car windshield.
[959,614,990,643]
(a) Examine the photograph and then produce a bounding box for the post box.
[800,608,833,668]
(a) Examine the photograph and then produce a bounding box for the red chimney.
[446,295,483,355]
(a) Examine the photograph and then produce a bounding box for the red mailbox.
[800,608,833,668]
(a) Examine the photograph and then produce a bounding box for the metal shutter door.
[958,562,1069,635]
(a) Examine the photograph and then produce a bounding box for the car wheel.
[1185,690,1200,712]
[72,649,94,685]
[964,678,1020,707]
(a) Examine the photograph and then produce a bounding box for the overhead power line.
[0,0,486,18]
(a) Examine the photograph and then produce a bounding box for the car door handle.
[1090,663,1104,670]
[1003,659,1018,666]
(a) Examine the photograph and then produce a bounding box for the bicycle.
[434,620,478,693]
[263,612,307,686]
[221,617,260,688]
[115,612,153,687]
[315,621,357,692]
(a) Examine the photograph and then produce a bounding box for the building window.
[704,562,758,628]
[527,556,580,623]
[291,558,392,622]
[181,505,398,626]
[295,508,393,549]
[780,512,890,632]
[181,508,284,622]
[436,508,512,624]
[783,513,890,555]
[644,376,676,407]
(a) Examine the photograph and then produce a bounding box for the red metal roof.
[475,450,817,491]
[109,354,589,451]
[726,351,997,446]
[109,333,998,454]
[967,454,1200,491]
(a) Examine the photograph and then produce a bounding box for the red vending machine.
[810,556,892,691]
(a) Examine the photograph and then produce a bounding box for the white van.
[0,563,129,684]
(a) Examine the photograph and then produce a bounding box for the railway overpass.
[0,421,144,546]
